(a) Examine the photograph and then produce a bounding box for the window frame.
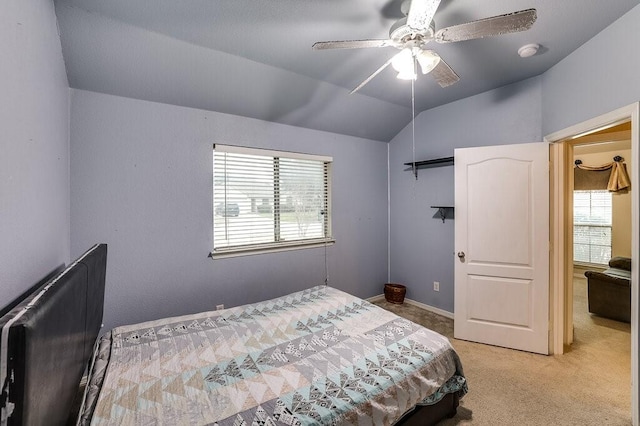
[211,144,334,258]
[573,189,613,266]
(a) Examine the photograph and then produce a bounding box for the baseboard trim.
[366,294,454,319]
[404,299,455,319]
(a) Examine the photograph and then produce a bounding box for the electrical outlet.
[216,304,224,310]
[433,281,440,292]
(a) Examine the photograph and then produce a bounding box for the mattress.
[79,286,466,425]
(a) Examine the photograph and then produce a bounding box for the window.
[573,190,612,265]
[212,144,333,256]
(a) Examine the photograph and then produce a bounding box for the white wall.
[70,90,389,332]
[0,0,70,307]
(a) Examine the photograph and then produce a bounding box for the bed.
[1,244,466,425]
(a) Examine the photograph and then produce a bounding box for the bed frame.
[0,244,107,426]
[0,243,459,425]
[397,393,459,426]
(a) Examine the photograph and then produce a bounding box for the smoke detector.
[518,43,539,58]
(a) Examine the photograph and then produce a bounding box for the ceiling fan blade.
[430,57,459,87]
[407,0,441,31]
[435,8,537,43]
[312,39,398,50]
[350,57,395,94]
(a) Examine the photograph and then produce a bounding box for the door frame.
[545,102,639,425]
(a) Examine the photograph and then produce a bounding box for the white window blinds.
[212,144,332,256]
[573,190,612,265]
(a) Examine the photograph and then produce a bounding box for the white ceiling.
[54,0,640,141]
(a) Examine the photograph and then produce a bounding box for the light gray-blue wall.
[70,90,389,331]
[0,0,70,307]
[388,77,543,313]
[389,3,640,314]
[542,4,640,136]
[13,1,636,332]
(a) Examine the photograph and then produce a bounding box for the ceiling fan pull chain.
[411,57,417,181]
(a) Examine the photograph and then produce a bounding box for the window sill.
[210,239,335,259]
[574,261,608,269]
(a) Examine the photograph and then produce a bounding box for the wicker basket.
[384,283,406,304]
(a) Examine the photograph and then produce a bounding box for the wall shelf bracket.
[431,206,454,223]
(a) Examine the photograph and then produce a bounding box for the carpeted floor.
[373,277,631,425]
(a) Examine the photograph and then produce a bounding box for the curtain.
[574,159,630,192]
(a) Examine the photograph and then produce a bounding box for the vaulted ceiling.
[54,0,640,141]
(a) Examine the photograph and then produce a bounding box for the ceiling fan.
[312,0,537,94]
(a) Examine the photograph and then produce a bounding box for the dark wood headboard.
[0,244,107,425]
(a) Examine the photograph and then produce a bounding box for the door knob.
[457,251,465,259]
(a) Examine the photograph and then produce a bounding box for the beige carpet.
[373,277,631,425]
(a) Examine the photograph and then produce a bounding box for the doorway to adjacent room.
[547,103,638,425]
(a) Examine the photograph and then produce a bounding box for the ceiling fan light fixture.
[391,48,414,73]
[416,49,441,74]
[396,69,417,80]
[391,48,417,80]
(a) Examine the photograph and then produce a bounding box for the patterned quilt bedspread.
[80,286,466,425]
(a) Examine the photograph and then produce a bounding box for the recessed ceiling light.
[518,43,539,58]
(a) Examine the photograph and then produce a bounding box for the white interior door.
[454,142,549,354]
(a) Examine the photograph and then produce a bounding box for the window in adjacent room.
[573,189,612,265]
[212,144,333,257]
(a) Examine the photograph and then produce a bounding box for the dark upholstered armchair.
[585,257,632,323]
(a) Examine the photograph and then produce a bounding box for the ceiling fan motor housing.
[390,17,435,44]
